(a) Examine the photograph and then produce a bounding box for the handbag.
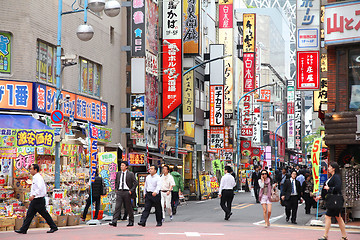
[270,187,280,202]
[325,193,344,209]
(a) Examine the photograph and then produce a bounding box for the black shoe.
[225,212,232,220]
[109,222,117,227]
[172,208,177,215]
[127,222,134,227]
[121,216,127,221]
[291,221,297,224]
[14,230,27,234]
[286,217,289,222]
[256,201,260,203]
[156,223,162,227]
[138,222,146,227]
[306,211,310,214]
[47,228,58,233]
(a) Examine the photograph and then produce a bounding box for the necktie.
[291,180,295,194]
[121,172,125,190]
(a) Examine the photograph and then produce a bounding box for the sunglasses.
[261,173,267,175]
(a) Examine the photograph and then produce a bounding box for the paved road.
[1,192,359,240]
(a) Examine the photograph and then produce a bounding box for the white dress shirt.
[144,174,162,193]
[160,174,175,191]
[119,170,130,190]
[30,173,47,198]
[219,173,236,193]
[291,179,298,195]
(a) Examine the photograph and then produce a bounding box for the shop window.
[79,57,101,97]
[0,32,12,74]
[348,48,360,110]
[36,40,56,84]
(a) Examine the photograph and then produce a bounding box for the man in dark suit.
[281,170,302,224]
[109,161,138,227]
[251,165,261,203]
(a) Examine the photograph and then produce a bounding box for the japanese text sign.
[252,105,261,145]
[0,32,11,74]
[0,80,33,111]
[131,95,145,139]
[313,78,328,112]
[183,0,200,54]
[183,71,194,122]
[128,152,145,166]
[132,0,146,56]
[89,123,98,182]
[296,51,320,90]
[243,14,256,53]
[257,89,271,102]
[243,53,255,92]
[162,39,182,118]
[210,85,224,126]
[53,189,65,200]
[311,137,322,193]
[241,94,253,137]
[219,3,233,28]
[146,51,158,76]
[99,152,117,193]
[325,1,360,45]
[295,91,302,151]
[163,0,181,39]
[210,127,225,149]
[16,130,54,148]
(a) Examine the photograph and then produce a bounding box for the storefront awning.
[148,152,182,166]
[167,147,189,155]
[0,114,52,130]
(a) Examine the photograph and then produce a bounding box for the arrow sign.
[51,110,64,123]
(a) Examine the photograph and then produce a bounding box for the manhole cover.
[116,234,144,237]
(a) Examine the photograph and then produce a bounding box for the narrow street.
[2,193,359,240]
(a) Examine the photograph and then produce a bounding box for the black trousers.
[285,195,299,222]
[20,197,57,232]
[220,190,234,216]
[303,193,315,213]
[171,191,179,211]
[254,186,260,202]
[82,196,101,219]
[113,190,134,222]
[140,192,162,224]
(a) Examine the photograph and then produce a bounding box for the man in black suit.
[251,165,261,203]
[109,161,138,227]
[281,170,302,224]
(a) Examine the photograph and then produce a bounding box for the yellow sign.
[243,14,256,53]
[99,152,118,204]
[311,138,322,194]
[183,71,194,121]
[184,122,195,138]
[183,0,200,54]
[313,78,327,112]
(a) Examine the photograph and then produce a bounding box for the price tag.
[53,189,65,200]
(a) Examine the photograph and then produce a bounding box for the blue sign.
[320,174,328,186]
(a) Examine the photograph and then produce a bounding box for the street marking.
[253,213,285,225]
[233,203,254,209]
[159,232,225,237]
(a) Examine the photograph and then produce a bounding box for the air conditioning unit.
[203,26,208,35]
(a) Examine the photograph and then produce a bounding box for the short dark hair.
[151,165,158,171]
[173,166,178,172]
[120,161,129,167]
[163,165,170,171]
[225,166,233,173]
[291,170,297,175]
[32,164,40,172]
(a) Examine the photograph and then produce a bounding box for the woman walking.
[316,162,348,240]
[258,169,277,227]
[302,173,315,214]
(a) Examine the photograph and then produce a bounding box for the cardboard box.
[0,217,15,227]
[6,226,14,231]
[57,215,68,227]
[29,216,38,228]
[37,216,47,228]
[67,215,80,226]
[0,227,6,231]
[15,218,24,230]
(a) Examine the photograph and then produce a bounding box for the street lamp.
[274,118,294,171]
[236,82,275,191]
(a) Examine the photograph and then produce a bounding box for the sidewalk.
[306,214,360,229]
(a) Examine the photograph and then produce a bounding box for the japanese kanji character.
[36,132,45,145]
[0,85,5,102]
[133,11,144,24]
[27,131,36,146]
[44,132,54,147]
[0,35,9,55]
[15,85,29,106]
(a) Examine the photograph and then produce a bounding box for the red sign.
[210,85,224,126]
[219,4,233,28]
[257,89,271,102]
[243,53,255,92]
[287,102,295,114]
[51,110,63,123]
[162,39,182,118]
[128,153,145,166]
[296,51,320,90]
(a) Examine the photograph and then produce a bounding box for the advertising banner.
[137,173,149,207]
[128,152,146,166]
[0,32,11,74]
[163,0,182,39]
[243,53,255,92]
[241,94,253,137]
[313,78,328,112]
[287,80,295,148]
[130,95,145,139]
[311,137,322,194]
[184,122,195,138]
[14,147,35,178]
[210,85,224,126]
[183,71,194,122]
[0,80,33,111]
[210,127,225,149]
[219,3,233,28]
[295,91,302,151]
[136,124,158,149]
[0,128,54,148]
[89,123,98,182]
[243,14,256,53]
[224,126,233,149]
[99,152,117,204]
[131,0,146,57]
[296,51,320,90]
[146,0,159,55]
[252,105,261,145]
[183,0,200,54]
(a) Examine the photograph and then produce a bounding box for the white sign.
[325,1,360,45]
[252,105,261,145]
[136,124,158,149]
[146,51,158,77]
[297,28,319,49]
[53,189,65,200]
[163,0,182,39]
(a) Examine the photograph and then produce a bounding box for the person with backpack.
[170,166,184,215]
[82,169,103,221]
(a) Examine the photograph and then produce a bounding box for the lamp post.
[274,118,294,171]
[236,83,275,191]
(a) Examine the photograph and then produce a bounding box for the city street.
[1,193,359,240]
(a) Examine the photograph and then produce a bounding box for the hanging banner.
[243,53,255,92]
[131,95,145,139]
[296,51,320,90]
[183,0,200,54]
[183,71,194,122]
[243,13,256,53]
[224,126,233,149]
[210,85,224,126]
[311,137,322,194]
[89,123,98,182]
[99,152,117,204]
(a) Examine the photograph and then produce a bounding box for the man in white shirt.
[219,166,236,220]
[15,164,58,234]
[160,165,175,221]
[138,165,162,227]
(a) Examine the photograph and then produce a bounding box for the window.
[79,57,101,97]
[36,40,56,84]
[110,26,114,44]
[110,104,114,122]
[349,48,360,110]
[200,81,204,91]
[196,78,200,89]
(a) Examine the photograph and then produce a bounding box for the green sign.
[0,32,11,74]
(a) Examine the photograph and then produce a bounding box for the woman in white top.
[258,169,277,227]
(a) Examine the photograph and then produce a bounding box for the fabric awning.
[148,152,182,166]
[0,114,52,130]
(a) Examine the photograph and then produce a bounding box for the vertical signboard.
[0,32,11,74]
[294,91,302,151]
[210,85,224,126]
[313,78,328,112]
[296,51,320,90]
[162,0,182,118]
[241,94,253,137]
[183,0,200,54]
[311,137,322,193]
[210,127,225,149]
[243,14,256,53]
[132,0,146,57]
[89,123,98,182]
[243,53,255,92]
[130,95,145,139]
[209,44,224,85]
[287,80,295,149]
[183,71,194,122]
[252,105,261,145]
